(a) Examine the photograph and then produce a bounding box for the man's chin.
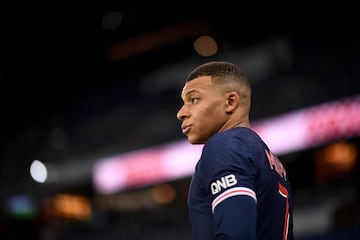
[188,137,205,145]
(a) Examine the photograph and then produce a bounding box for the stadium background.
[2,3,360,239]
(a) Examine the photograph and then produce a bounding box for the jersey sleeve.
[201,134,258,239]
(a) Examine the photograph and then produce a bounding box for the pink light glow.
[93,95,360,194]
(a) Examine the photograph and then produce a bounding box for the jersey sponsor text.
[211,174,237,194]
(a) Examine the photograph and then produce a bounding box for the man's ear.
[225,92,240,113]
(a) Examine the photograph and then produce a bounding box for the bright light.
[30,160,48,183]
[93,95,360,194]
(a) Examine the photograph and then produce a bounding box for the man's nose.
[177,106,187,121]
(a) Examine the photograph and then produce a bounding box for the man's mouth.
[182,125,191,135]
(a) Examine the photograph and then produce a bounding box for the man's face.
[177,76,228,144]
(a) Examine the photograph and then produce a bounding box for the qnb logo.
[211,174,237,195]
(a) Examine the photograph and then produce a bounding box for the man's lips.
[181,124,191,134]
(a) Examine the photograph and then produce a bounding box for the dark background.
[1,3,360,240]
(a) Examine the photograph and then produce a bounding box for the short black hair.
[186,61,248,85]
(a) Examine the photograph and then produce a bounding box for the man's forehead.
[181,76,212,94]
[181,84,189,97]
[181,81,200,96]
[181,83,192,93]
[182,84,187,92]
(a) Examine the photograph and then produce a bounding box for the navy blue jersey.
[188,127,294,240]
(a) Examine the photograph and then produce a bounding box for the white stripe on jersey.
[212,187,257,213]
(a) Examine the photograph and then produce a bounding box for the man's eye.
[191,98,199,104]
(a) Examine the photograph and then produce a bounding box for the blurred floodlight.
[193,35,218,57]
[30,160,48,183]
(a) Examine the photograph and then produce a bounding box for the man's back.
[188,127,294,239]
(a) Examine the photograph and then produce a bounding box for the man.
[177,61,294,239]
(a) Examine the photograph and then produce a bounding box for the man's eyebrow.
[182,89,199,99]
[184,89,198,95]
